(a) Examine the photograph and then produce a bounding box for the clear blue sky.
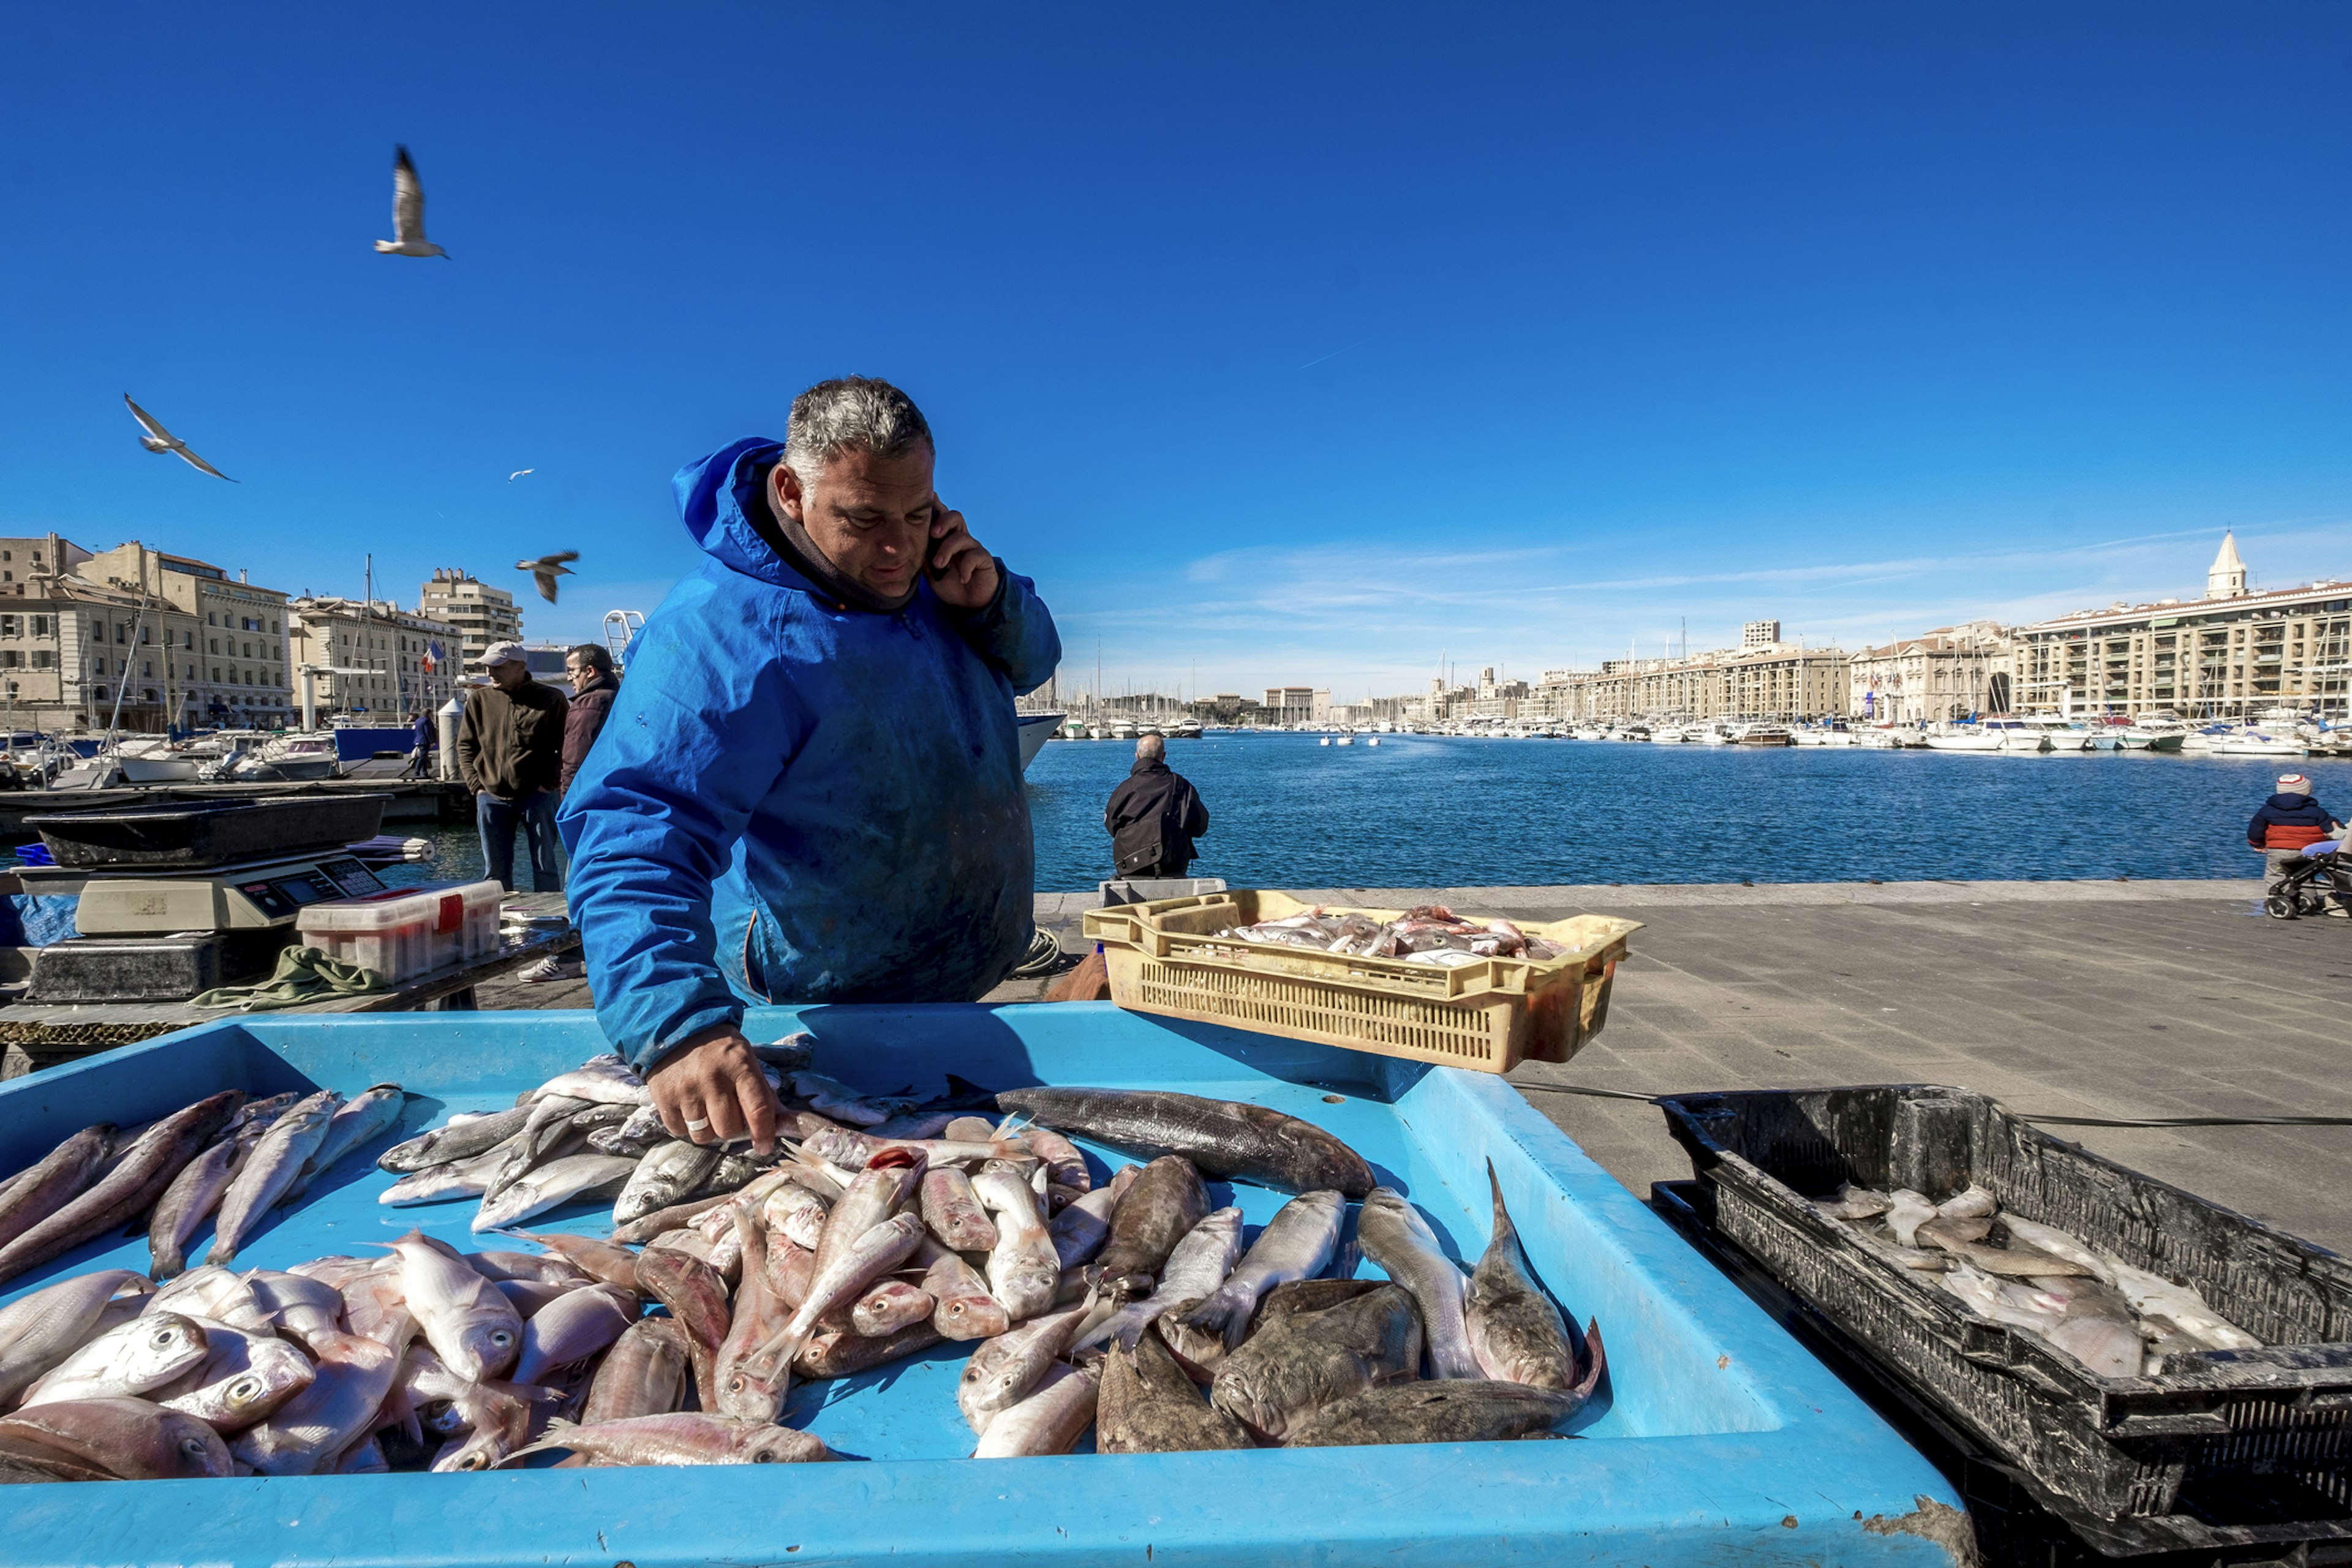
[4,4,2350,699]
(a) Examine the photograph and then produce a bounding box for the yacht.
[2120,716,2189,752]
[113,736,206,783]
[1571,725,1606,742]
[1793,722,1856,747]
[1855,727,1905,749]
[1108,719,1139,742]
[232,734,342,781]
[1168,717,1204,740]
[1922,723,2005,752]
[2212,728,2309,758]
[1016,710,1064,771]
[1735,724,1793,746]
[2021,717,2090,752]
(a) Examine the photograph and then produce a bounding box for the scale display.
[231,858,385,922]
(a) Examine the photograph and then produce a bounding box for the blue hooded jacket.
[557,437,1062,1071]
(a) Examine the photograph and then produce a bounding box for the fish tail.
[1485,1159,1515,1245]
[1575,1319,1607,1400]
[499,1418,577,1467]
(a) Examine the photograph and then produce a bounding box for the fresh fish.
[1048,1183,1119,1270]
[382,1229,525,1380]
[243,1269,347,1350]
[1464,1162,1580,1389]
[2100,1255,2260,1351]
[582,1316,691,1424]
[633,1248,732,1412]
[794,1319,946,1379]
[922,1246,1010,1341]
[337,1261,410,1344]
[0,1125,112,1253]
[1098,1324,1254,1453]
[609,1192,732,1245]
[147,1264,272,1331]
[0,1271,148,1408]
[20,1309,206,1408]
[751,1033,818,1073]
[472,1153,638,1232]
[146,1134,241,1281]
[1916,1214,1995,1250]
[1996,1215,2113,1277]
[790,1071,916,1128]
[1169,1191,1345,1362]
[971,1361,1100,1458]
[995,1086,1375,1196]
[944,1115,999,1144]
[729,1213,926,1420]
[233,1321,411,1476]
[1211,1283,1423,1442]
[505,1412,830,1466]
[1883,1189,1938,1250]
[0,1091,245,1287]
[513,1284,638,1384]
[467,1248,589,1286]
[378,1105,532,1172]
[284,1083,407,1202]
[1947,1239,2094,1278]
[154,1315,316,1431]
[1355,1187,1477,1380]
[429,1379,545,1473]
[864,1110,960,1140]
[851,1280,935,1338]
[958,1300,1093,1433]
[798,1123,1029,1172]
[615,1140,722,1224]
[973,1161,1060,1320]
[1815,1184,1891,1221]
[919,1167,999,1252]
[1939,1184,1999,1220]
[529,1055,650,1106]
[497,1228,641,1292]
[0,1396,234,1480]
[762,1181,832,1251]
[482,1095,592,1200]
[380,1143,512,1206]
[1091,1155,1208,1300]
[1286,1355,1607,1447]
[998,1117,1090,1194]
[206,1089,339,1267]
[1077,1206,1246,1354]
[495,1278,575,1317]
[812,1152,925,1279]
[335,1433,390,1474]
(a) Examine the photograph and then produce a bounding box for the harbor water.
[405,733,2349,893]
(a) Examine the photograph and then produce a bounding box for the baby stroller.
[2264,840,2352,919]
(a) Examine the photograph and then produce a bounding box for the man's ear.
[771,462,805,526]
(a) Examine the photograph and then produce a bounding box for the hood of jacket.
[1129,756,1170,778]
[673,437,827,595]
[2264,791,2329,815]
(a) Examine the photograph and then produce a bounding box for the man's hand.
[926,499,1000,609]
[647,1026,780,1153]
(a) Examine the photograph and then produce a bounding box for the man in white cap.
[2247,772,2346,914]
[456,641,570,892]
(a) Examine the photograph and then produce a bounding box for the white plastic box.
[295,880,503,984]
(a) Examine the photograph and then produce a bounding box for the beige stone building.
[2011,534,2352,720]
[418,569,522,676]
[1536,637,1848,723]
[1847,621,2014,723]
[81,543,295,730]
[288,597,462,723]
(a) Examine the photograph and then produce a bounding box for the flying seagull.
[508,468,534,481]
[123,395,236,482]
[518,550,578,604]
[374,146,448,258]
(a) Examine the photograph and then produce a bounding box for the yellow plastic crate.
[1080,891,1640,1074]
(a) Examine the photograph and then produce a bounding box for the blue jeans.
[477,791,564,892]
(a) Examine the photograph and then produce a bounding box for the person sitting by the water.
[559,376,1061,1152]
[2248,772,2347,914]
[1105,731,1209,880]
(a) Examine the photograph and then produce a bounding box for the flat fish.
[1354,1187,1478,1380]
[1286,1344,1607,1447]
[1099,1325,1253,1453]
[1211,1282,1423,1443]
[1092,1155,1208,1300]
[994,1086,1374,1196]
[1464,1162,1580,1389]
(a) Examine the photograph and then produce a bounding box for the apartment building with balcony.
[418,568,523,676]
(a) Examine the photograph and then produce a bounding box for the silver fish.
[483,1095,593,1200]
[242,1269,346,1350]
[973,1161,1060,1321]
[154,1314,317,1431]
[1168,1191,1344,1359]
[233,1322,410,1476]
[530,1056,650,1106]
[146,1265,272,1332]
[614,1140,722,1224]
[958,1299,1092,1434]
[1357,1187,1479,1379]
[971,1361,1101,1458]
[284,1083,407,1203]
[382,1142,513,1205]
[207,1088,342,1266]
[1077,1206,1245,1354]
[504,1412,830,1466]
[377,1105,533,1173]
[472,1153,639,1232]
[513,1284,638,1384]
[0,1271,149,1407]
[20,1310,210,1406]
[383,1229,524,1380]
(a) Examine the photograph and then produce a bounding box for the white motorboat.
[113,737,204,783]
[1856,728,1905,749]
[1734,724,1793,746]
[2212,728,2308,757]
[1108,719,1139,742]
[2120,719,2189,752]
[1016,710,1063,770]
[1923,725,2005,752]
[233,734,342,781]
[1571,726,1606,741]
[1168,718,1204,740]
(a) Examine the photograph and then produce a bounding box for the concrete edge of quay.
[1031,878,2268,919]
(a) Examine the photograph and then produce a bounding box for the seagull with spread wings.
[123,395,236,481]
[518,551,578,604]
[374,146,448,258]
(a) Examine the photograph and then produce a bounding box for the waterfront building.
[1742,619,1782,648]
[2010,534,2352,719]
[1847,622,2013,723]
[83,542,293,731]
[418,568,523,676]
[288,597,463,722]
[1261,685,1329,726]
[1533,635,1848,724]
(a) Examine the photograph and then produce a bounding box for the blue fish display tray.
[0,1003,1963,1566]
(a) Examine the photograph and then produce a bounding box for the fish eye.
[728,1376,745,1393]
[491,1330,514,1346]
[179,1437,208,1455]
[153,1329,179,1347]
[752,1450,777,1463]
[461,1452,486,1469]
[230,1378,262,1400]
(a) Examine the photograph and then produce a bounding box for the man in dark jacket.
[405,709,435,779]
[1105,733,1209,878]
[457,641,570,892]
[560,644,619,796]
[2248,772,2346,912]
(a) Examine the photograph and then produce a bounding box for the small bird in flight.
[374,146,448,258]
[123,395,236,482]
[518,551,578,604]
[508,468,535,482]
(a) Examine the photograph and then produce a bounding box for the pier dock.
[0,775,472,837]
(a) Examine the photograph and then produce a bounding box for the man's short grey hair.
[1136,733,1166,761]
[785,377,933,488]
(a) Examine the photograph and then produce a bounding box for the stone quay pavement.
[488,876,2352,1252]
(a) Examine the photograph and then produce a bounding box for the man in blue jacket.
[559,378,1061,1150]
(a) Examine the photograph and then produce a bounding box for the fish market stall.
[0,1003,1962,1566]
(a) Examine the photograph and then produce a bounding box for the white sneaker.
[522,957,585,982]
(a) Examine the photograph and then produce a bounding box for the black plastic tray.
[24,794,390,869]
[1659,1084,2352,1539]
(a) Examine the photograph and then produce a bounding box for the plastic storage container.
[25,794,390,869]
[1081,889,1639,1073]
[0,1003,1960,1567]
[1659,1084,2352,1556]
[294,880,501,982]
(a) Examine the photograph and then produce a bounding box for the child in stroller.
[2250,772,2349,919]
[2265,840,2351,920]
